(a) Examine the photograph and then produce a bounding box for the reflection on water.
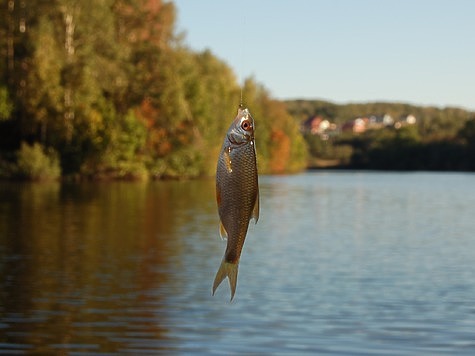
[1,172,475,354]
[0,180,217,353]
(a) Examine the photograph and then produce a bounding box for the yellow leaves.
[269,129,291,174]
[88,109,105,137]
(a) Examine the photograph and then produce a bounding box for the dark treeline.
[286,99,475,171]
[0,0,307,180]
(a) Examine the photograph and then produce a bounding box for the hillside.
[286,99,473,136]
[285,99,475,171]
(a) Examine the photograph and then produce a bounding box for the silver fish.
[213,106,259,301]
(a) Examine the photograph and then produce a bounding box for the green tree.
[15,141,61,181]
[457,117,475,170]
[458,117,475,145]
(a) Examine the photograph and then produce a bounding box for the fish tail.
[212,259,239,301]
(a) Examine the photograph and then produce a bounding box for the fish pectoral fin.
[224,147,233,173]
[212,259,239,301]
[252,190,260,223]
[219,221,228,240]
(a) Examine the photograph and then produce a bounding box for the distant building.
[401,114,416,124]
[305,112,417,136]
[395,114,417,129]
[342,117,367,133]
[367,114,394,129]
[383,114,394,126]
[302,116,331,135]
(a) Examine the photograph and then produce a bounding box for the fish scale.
[217,142,257,261]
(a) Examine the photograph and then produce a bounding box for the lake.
[1,171,475,354]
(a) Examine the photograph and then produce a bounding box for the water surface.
[1,172,475,354]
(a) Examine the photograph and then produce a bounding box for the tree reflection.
[0,179,216,353]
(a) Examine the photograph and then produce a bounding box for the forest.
[0,0,307,180]
[1,1,474,181]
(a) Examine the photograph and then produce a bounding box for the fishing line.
[238,11,247,108]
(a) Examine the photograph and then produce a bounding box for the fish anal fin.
[212,260,239,301]
[219,221,228,240]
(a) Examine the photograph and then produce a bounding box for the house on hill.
[342,117,367,133]
[368,114,394,129]
[302,116,331,135]
[395,114,417,129]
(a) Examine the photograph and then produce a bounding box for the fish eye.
[241,119,252,131]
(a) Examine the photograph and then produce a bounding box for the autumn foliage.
[0,0,307,180]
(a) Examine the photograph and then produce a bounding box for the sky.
[174,0,475,110]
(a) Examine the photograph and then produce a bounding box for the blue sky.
[174,0,475,110]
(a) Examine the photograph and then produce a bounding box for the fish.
[213,106,259,301]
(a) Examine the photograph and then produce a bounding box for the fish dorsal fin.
[252,190,260,223]
[219,221,228,240]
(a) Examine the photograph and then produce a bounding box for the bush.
[15,142,61,180]
[0,86,13,121]
[0,158,15,179]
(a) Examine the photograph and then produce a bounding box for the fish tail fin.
[212,260,239,301]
